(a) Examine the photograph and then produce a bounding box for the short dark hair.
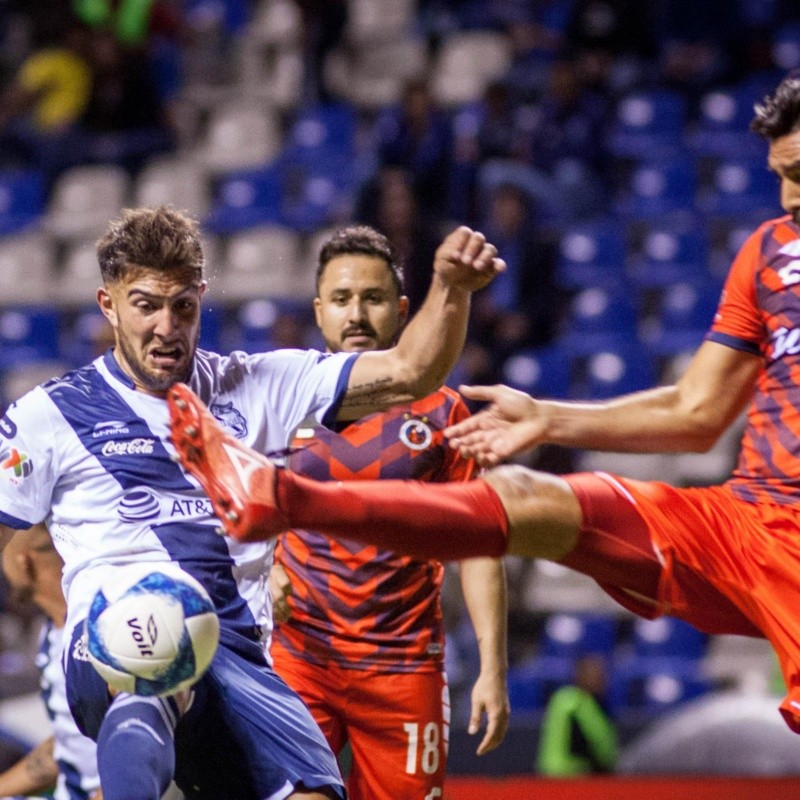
[751,74,800,140]
[96,206,204,284]
[316,225,404,296]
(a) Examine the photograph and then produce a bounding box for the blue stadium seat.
[60,307,109,367]
[0,170,45,236]
[540,613,618,659]
[0,306,61,369]
[501,346,572,399]
[772,21,800,71]
[582,346,656,399]
[696,158,780,218]
[608,91,687,160]
[629,223,710,289]
[198,303,224,353]
[558,287,639,357]
[615,160,697,220]
[556,222,627,289]
[608,657,712,718]
[687,86,768,160]
[645,281,721,357]
[204,166,282,235]
[507,656,575,714]
[631,617,709,660]
[284,103,357,161]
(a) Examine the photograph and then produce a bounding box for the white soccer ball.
[85,564,219,697]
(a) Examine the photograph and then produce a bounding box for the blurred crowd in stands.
[0,0,798,742]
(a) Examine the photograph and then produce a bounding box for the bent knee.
[482,466,582,560]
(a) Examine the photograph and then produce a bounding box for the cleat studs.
[175,399,187,410]
[170,453,181,463]
[184,426,198,438]
[214,526,226,536]
[226,510,239,522]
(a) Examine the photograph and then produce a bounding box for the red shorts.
[271,639,449,800]
[562,472,800,732]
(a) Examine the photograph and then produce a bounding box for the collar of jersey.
[103,349,137,389]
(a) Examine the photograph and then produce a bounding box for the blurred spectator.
[537,655,619,777]
[0,17,91,178]
[476,80,531,163]
[355,166,441,313]
[81,27,174,170]
[474,182,560,355]
[375,77,452,218]
[72,0,181,48]
[295,0,348,103]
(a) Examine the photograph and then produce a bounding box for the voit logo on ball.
[118,488,161,522]
[0,447,33,484]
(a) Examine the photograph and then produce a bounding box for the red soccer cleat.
[167,383,289,542]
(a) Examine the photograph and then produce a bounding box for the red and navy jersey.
[708,215,800,505]
[273,388,475,672]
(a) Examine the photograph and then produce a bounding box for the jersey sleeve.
[250,349,358,434]
[0,389,58,529]
[706,227,765,355]
[441,396,477,482]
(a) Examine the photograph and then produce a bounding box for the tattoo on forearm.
[342,376,393,407]
[25,737,57,785]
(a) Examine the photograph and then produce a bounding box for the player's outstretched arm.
[338,226,505,420]
[0,735,58,797]
[445,384,544,467]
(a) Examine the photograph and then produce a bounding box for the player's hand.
[269,564,292,624]
[444,384,544,466]
[433,226,505,293]
[469,670,510,756]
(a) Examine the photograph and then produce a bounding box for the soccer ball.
[85,564,219,697]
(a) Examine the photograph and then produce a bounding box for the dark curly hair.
[751,73,800,140]
[316,225,404,297]
[96,206,204,284]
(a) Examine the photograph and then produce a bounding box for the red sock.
[276,473,509,560]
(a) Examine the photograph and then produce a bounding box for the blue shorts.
[65,624,345,800]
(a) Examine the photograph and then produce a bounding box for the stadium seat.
[199,103,282,175]
[555,221,627,289]
[0,232,54,305]
[0,306,62,370]
[696,158,780,218]
[0,170,45,236]
[54,239,103,306]
[540,613,618,659]
[501,346,572,400]
[687,86,768,160]
[134,157,211,218]
[246,0,302,47]
[346,0,416,44]
[558,287,639,357]
[631,617,708,660]
[283,103,357,161]
[431,31,512,107]
[507,656,575,714]
[1,360,69,404]
[614,160,697,220]
[60,306,111,367]
[772,21,800,71]
[582,347,656,400]
[521,559,624,614]
[608,657,713,719]
[644,281,721,357]
[629,223,710,289]
[204,166,282,235]
[45,165,130,242]
[221,225,303,302]
[608,91,687,160]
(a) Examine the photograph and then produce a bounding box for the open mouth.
[149,346,184,367]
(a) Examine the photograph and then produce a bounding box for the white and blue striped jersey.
[0,348,356,650]
[38,622,99,800]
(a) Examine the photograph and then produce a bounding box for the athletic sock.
[97,695,177,800]
[276,473,509,560]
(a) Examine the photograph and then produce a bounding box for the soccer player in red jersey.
[268,226,509,800]
[169,73,800,737]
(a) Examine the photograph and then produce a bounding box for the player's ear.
[398,295,410,327]
[313,296,323,330]
[97,287,118,328]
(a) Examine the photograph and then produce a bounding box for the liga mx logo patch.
[0,447,32,483]
[399,417,433,451]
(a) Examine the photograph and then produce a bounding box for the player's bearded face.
[314,254,409,353]
[102,267,206,396]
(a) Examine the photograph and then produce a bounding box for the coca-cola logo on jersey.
[101,438,155,456]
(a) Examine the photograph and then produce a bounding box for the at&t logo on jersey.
[0,447,33,483]
[101,438,155,456]
[400,417,433,451]
[118,487,216,522]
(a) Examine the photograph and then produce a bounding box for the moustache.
[342,327,377,339]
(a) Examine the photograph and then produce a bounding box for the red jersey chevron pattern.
[273,388,475,672]
[708,214,800,505]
